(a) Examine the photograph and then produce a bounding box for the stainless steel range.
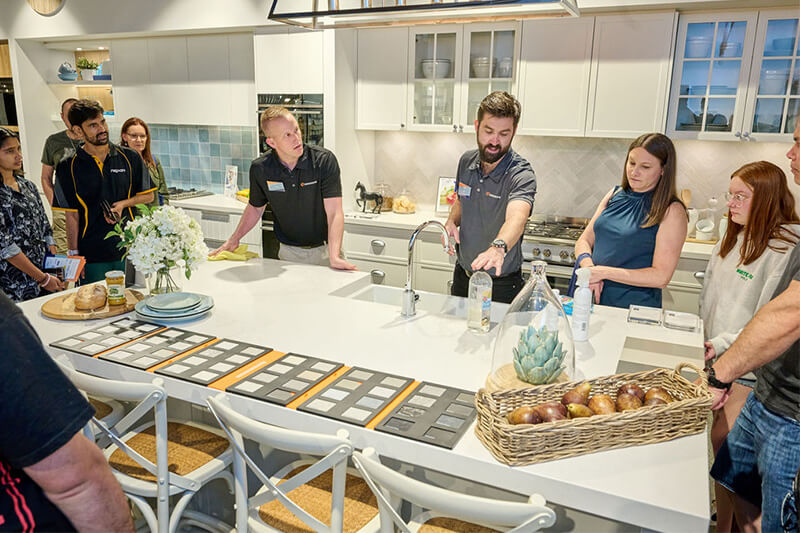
[167,187,213,201]
[521,214,589,292]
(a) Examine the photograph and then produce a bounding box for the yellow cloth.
[208,244,258,261]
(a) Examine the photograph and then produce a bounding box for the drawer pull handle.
[693,271,705,281]
[370,269,386,283]
[201,212,230,223]
[371,239,386,252]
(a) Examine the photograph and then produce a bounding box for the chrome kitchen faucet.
[402,220,450,317]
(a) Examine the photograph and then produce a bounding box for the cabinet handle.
[742,132,751,140]
[371,239,386,253]
[400,123,405,128]
[370,269,386,284]
[201,212,230,223]
[735,131,741,138]
[452,124,457,132]
[693,271,705,281]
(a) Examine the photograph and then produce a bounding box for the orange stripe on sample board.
[87,326,168,358]
[365,381,421,429]
[146,338,222,372]
[208,350,286,391]
[285,366,352,410]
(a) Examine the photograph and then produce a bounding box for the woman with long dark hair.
[120,117,169,207]
[701,160,800,532]
[0,127,65,300]
[574,133,687,308]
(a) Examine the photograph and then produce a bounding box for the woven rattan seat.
[418,517,500,532]
[258,466,378,533]
[89,397,113,419]
[109,422,228,483]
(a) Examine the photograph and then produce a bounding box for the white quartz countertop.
[20,259,709,531]
[171,194,715,259]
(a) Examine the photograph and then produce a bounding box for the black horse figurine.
[355,182,383,214]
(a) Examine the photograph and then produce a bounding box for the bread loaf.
[74,284,108,310]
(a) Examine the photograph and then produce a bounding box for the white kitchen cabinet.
[663,255,706,313]
[586,12,677,138]
[228,33,258,127]
[517,17,594,136]
[187,35,230,126]
[356,27,409,131]
[668,9,799,142]
[111,39,151,123]
[254,30,324,94]
[147,36,193,125]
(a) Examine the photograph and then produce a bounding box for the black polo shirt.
[249,144,342,247]
[53,143,154,262]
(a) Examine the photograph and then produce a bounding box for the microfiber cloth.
[208,245,258,261]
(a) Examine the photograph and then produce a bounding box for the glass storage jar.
[374,183,394,212]
[486,261,575,391]
[392,189,416,214]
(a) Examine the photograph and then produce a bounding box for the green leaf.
[104,230,118,240]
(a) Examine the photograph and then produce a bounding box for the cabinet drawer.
[344,226,409,260]
[669,256,708,289]
[347,256,408,287]
[663,284,701,314]
[414,263,454,294]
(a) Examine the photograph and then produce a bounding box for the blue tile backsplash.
[146,124,259,193]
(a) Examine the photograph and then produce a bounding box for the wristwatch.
[705,366,732,391]
[491,239,507,255]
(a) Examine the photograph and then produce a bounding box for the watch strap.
[706,366,732,390]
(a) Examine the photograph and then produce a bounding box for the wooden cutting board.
[41,289,145,320]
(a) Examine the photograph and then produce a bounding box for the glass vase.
[487,261,575,391]
[149,267,181,295]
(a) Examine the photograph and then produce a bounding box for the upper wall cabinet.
[517,17,594,136]
[356,27,409,131]
[586,12,678,138]
[667,9,799,141]
[254,31,324,94]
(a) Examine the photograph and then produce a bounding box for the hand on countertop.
[209,238,240,257]
[471,246,504,276]
[330,256,358,271]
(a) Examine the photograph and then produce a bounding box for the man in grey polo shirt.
[444,91,536,304]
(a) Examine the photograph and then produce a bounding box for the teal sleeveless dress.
[592,186,661,308]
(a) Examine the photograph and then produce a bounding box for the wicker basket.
[474,362,712,466]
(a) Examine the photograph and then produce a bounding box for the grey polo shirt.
[455,148,536,277]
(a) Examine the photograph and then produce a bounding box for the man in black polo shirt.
[211,106,355,270]
[444,91,536,304]
[53,100,155,283]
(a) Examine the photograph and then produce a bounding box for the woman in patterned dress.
[0,128,65,301]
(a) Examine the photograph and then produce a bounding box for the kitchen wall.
[372,132,796,217]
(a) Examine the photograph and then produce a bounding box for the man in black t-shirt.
[210,106,356,270]
[0,292,133,532]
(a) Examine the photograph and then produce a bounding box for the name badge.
[267,180,285,192]
[458,183,471,198]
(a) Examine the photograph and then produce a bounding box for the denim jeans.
[711,392,800,533]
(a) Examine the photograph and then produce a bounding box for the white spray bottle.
[572,267,592,342]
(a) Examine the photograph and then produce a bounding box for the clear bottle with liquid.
[467,271,492,333]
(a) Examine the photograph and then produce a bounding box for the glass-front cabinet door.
[408,26,463,131]
[744,11,800,139]
[460,23,520,131]
[667,12,758,140]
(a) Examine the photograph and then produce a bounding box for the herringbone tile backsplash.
[373,132,797,217]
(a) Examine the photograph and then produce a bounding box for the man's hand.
[443,220,460,255]
[471,246,504,276]
[107,201,125,224]
[704,341,716,362]
[330,256,357,271]
[709,385,731,410]
[209,238,240,257]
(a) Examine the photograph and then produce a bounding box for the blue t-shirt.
[592,186,661,308]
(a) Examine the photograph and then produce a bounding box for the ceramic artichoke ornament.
[512,325,566,385]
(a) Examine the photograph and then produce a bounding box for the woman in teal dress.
[574,133,687,308]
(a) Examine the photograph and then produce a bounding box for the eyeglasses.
[125,134,147,140]
[724,191,750,204]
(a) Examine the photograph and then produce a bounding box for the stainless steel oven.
[257,93,323,153]
[520,215,589,294]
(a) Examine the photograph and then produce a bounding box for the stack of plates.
[135,292,214,323]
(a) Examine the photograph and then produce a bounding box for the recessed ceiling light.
[76,47,83,51]
[98,46,105,50]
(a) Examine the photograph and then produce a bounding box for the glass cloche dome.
[486,261,575,391]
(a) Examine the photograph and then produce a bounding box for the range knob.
[559,250,569,261]
[542,249,551,258]
[570,251,576,261]
[532,248,540,256]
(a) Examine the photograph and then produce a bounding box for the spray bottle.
[572,267,592,342]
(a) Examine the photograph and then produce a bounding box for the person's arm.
[323,196,357,271]
[574,188,616,269]
[210,203,266,256]
[589,201,687,288]
[6,252,64,292]
[24,432,134,533]
[157,161,169,204]
[470,199,531,274]
[64,210,79,251]
[443,197,462,255]
[41,164,56,206]
[709,279,800,408]
[110,191,155,219]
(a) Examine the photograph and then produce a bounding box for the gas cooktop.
[167,187,213,201]
[523,215,588,242]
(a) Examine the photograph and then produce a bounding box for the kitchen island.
[19,259,710,532]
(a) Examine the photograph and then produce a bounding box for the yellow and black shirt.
[53,143,155,262]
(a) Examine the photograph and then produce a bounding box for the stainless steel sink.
[330,277,508,323]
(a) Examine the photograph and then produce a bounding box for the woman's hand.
[589,281,603,304]
[41,274,65,293]
[704,341,716,362]
[49,245,57,255]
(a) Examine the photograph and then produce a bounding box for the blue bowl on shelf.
[58,71,78,81]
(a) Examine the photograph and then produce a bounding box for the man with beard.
[444,91,536,303]
[53,100,155,282]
